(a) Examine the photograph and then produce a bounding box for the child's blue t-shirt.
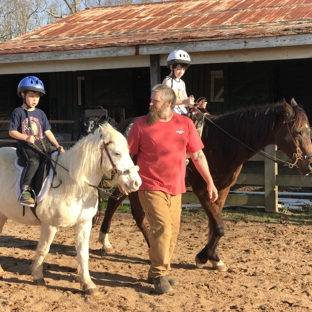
[8,107,51,148]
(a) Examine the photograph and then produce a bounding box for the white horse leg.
[31,224,57,285]
[74,221,98,295]
[0,212,8,273]
[98,232,115,254]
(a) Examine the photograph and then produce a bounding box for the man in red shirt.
[127,84,218,294]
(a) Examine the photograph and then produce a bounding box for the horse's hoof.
[34,278,46,285]
[195,255,205,268]
[210,260,227,272]
[101,246,115,254]
[0,265,4,273]
[84,287,99,296]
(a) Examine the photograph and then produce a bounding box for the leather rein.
[191,106,312,168]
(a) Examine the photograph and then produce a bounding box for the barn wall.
[227,62,274,111]
[1,59,312,135]
[273,59,312,119]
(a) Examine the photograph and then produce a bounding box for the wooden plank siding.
[1,59,312,124]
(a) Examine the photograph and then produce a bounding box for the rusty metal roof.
[1,0,312,55]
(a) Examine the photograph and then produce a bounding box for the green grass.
[184,205,312,225]
[99,200,312,225]
[99,200,130,213]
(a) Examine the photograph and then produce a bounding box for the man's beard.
[147,104,166,125]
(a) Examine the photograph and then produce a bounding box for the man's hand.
[207,185,218,203]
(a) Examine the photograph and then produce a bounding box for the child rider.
[8,76,65,206]
[162,49,207,115]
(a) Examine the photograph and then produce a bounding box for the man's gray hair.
[152,84,176,109]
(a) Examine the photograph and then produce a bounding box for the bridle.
[86,140,139,200]
[259,116,310,168]
[100,141,139,180]
[192,106,312,168]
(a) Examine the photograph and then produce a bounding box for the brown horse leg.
[98,188,127,253]
[128,192,150,248]
[194,187,230,271]
[98,190,150,253]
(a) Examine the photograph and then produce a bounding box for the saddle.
[14,151,58,207]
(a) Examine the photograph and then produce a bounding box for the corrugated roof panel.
[1,0,312,55]
[289,6,310,19]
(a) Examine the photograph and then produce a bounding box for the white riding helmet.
[167,50,191,68]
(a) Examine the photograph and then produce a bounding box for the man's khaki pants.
[138,190,182,278]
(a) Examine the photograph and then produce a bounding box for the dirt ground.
[0,211,312,312]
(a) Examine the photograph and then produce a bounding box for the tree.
[0,0,46,41]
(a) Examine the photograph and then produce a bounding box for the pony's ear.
[282,98,295,119]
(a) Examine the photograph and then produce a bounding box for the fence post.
[264,144,278,212]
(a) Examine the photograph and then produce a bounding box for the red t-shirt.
[127,113,204,195]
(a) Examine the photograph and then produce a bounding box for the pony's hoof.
[0,265,4,274]
[210,260,227,272]
[101,246,115,254]
[34,278,46,285]
[82,283,99,295]
[84,287,99,296]
[195,255,205,268]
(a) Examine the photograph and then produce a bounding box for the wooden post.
[150,54,161,89]
[264,144,278,212]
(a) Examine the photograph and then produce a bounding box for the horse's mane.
[203,100,307,152]
[59,122,119,188]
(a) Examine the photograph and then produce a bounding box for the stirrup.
[18,190,36,208]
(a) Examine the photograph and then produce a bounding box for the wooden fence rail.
[182,145,312,212]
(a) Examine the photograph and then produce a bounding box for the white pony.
[0,123,141,295]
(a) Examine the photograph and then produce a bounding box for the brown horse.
[97,98,312,271]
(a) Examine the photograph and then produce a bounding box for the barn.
[0,0,311,212]
[0,0,312,137]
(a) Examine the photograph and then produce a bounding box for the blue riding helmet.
[17,76,45,97]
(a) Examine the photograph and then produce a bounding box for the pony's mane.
[59,122,118,188]
[203,100,307,152]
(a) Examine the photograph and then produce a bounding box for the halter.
[191,106,312,169]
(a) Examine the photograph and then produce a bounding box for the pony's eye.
[295,131,302,136]
[115,152,121,157]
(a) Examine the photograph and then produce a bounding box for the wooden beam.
[150,54,161,89]
[264,145,278,212]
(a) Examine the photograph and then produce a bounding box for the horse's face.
[275,99,312,175]
[99,124,142,193]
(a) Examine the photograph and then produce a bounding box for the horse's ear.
[282,98,295,119]
[290,98,298,107]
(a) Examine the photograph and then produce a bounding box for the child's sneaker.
[20,190,34,205]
